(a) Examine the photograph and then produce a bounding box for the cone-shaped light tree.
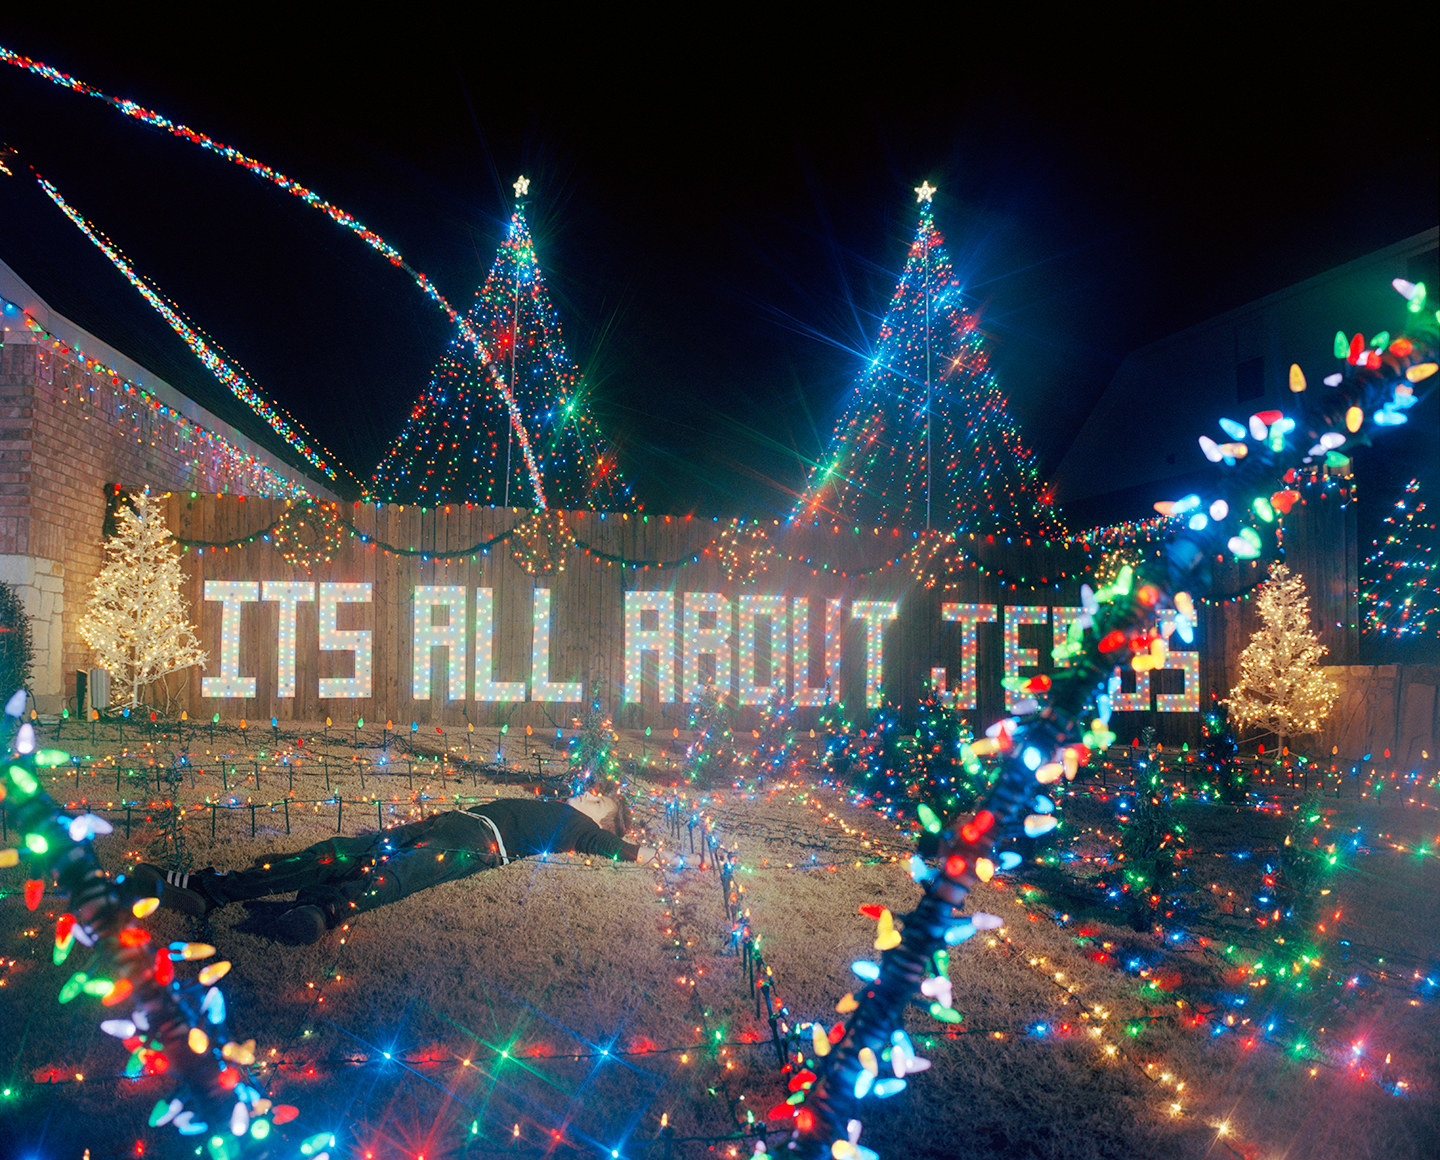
[794,182,1062,536]
[78,491,207,710]
[1226,563,1337,755]
[371,178,632,510]
[1362,478,1437,641]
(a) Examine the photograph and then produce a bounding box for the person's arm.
[571,826,642,862]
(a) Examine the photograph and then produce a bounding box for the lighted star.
[513,174,530,198]
[914,180,936,204]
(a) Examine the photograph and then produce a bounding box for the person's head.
[567,790,631,836]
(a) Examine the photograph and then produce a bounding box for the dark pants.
[210,812,502,925]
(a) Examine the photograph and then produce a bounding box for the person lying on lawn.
[129,791,675,944]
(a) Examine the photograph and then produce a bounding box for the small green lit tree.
[908,691,983,815]
[685,681,737,783]
[0,581,34,703]
[1200,688,1245,805]
[745,694,797,782]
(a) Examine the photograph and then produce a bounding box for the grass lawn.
[1,720,1437,1159]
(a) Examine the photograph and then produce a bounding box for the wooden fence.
[157,492,1356,742]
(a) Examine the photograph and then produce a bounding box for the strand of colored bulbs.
[5,304,311,499]
[0,690,329,1158]
[1,45,548,507]
[771,286,1436,1158]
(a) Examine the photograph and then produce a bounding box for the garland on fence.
[167,497,1347,603]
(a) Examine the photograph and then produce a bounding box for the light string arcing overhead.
[30,172,342,483]
[0,44,548,509]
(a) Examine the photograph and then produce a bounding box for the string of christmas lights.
[0,692,313,1157]
[3,301,310,498]
[29,171,342,483]
[371,191,631,510]
[773,283,1436,1158]
[9,712,1434,1158]
[0,45,549,507]
[794,193,1063,538]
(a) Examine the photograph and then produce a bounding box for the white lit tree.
[1226,563,1337,757]
[79,491,206,711]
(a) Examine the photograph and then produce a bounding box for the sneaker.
[269,904,329,946]
[126,863,215,916]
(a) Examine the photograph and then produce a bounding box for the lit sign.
[199,584,1198,711]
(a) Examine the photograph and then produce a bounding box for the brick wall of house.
[0,336,320,710]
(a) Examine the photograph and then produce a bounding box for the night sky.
[1,16,1435,516]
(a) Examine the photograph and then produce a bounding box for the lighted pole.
[916,180,937,531]
[505,174,530,508]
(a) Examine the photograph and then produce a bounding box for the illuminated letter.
[792,597,843,706]
[413,586,467,701]
[624,591,677,703]
[1155,650,1200,712]
[1050,606,1085,666]
[318,583,372,698]
[262,581,314,698]
[851,600,899,708]
[1109,668,1150,712]
[474,589,524,702]
[1003,606,1049,710]
[683,592,732,703]
[738,594,787,705]
[530,588,581,702]
[940,603,996,709]
[202,581,259,698]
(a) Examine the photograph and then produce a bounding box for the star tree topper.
[513,174,531,198]
[914,180,936,203]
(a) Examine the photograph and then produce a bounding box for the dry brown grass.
[1,722,1437,1160]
